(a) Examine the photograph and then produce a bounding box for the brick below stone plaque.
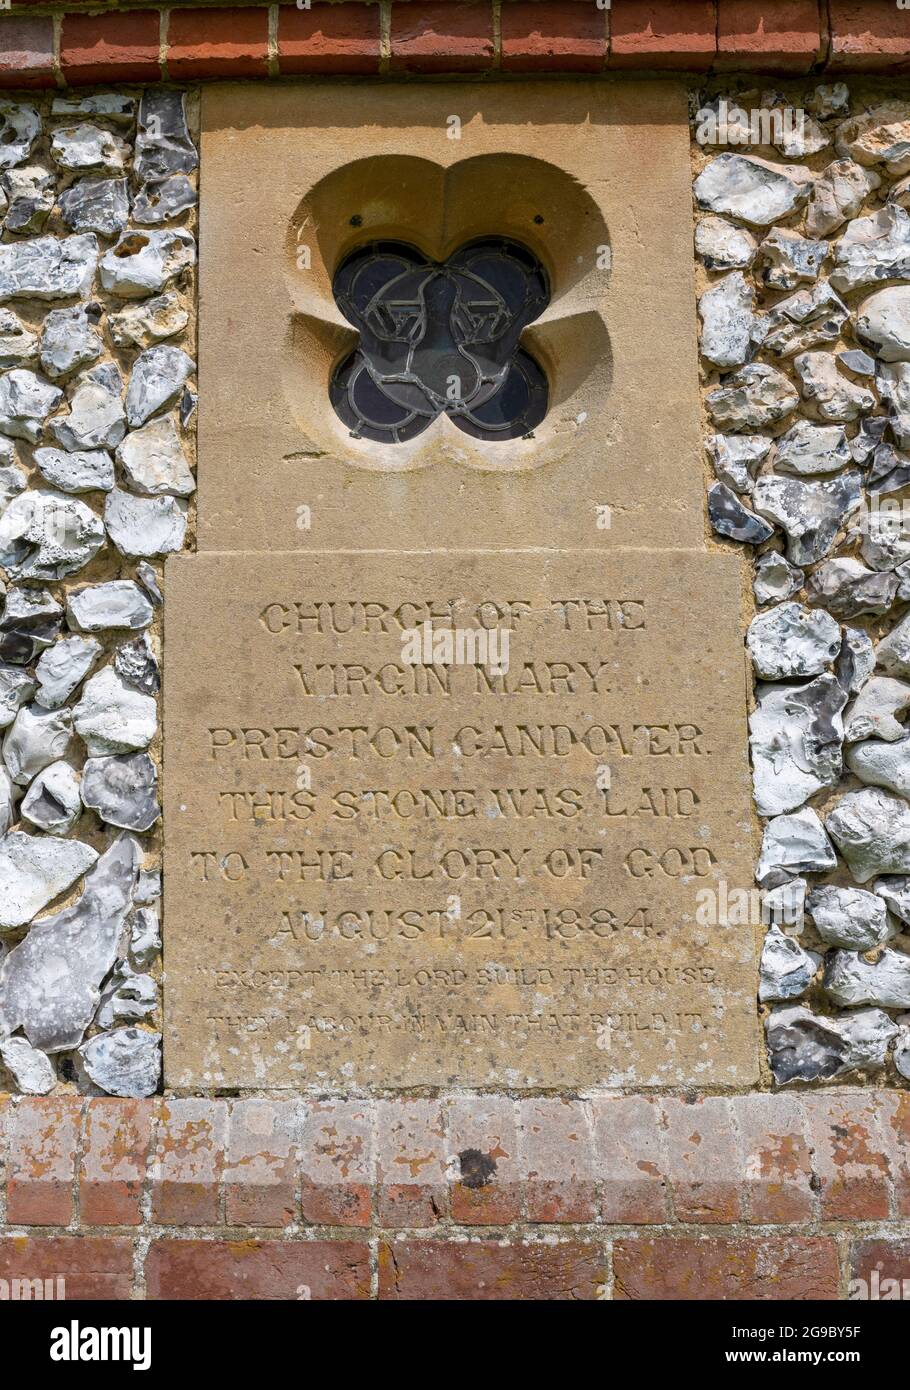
[163,550,758,1089]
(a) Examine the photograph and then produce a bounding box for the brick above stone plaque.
[163,549,758,1089]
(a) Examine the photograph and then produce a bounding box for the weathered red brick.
[829,0,910,72]
[299,1099,372,1228]
[146,1239,370,1300]
[379,1239,604,1299]
[501,1,607,72]
[167,6,269,79]
[60,11,161,85]
[519,1097,596,1222]
[80,1099,152,1227]
[716,0,821,72]
[851,1238,910,1298]
[278,1,380,74]
[447,1095,521,1225]
[376,1099,447,1228]
[224,1099,302,1228]
[879,1092,910,1218]
[389,1,494,73]
[593,1094,669,1223]
[0,15,55,88]
[0,1236,133,1300]
[735,1094,815,1224]
[7,1098,80,1227]
[609,0,717,69]
[614,1236,839,1300]
[802,1093,890,1222]
[151,1099,226,1226]
[660,1096,742,1223]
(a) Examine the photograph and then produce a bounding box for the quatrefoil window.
[330,238,550,443]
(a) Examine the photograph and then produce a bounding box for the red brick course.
[60,10,162,85]
[0,1093,906,1297]
[2,0,910,81]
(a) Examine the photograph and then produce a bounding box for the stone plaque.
[163,550,758,1089]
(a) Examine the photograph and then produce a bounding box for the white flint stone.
[124,346,195,427]
[78,1027,160,1098]
[826,786,910,882]
[104,489,186,557]
[793,351,875,422]
[2,163,56,234]
[756,808,836,891]
[33,447,113,494]
[807,884,892,950]
[876,611,910,677]
[707,433,770,493]
[847,732,910,797]
[805,557,897,618]
[99,228,196,298]
[698,271,753,368]
[767,1003,898,1083]
[3,702,72,785]
[0,489,104,580]
[824,947,910,1009]
[136,91,197,181]
[114,633,159,695]
[34,635,100,709]
[0,1035,54,1094]
[693,154,813,227]
[0,104,40,171]
[830,205,910,294]
[774,113,829,159]
[753,551,804,605]
[809,85,849,119]
[21,759,81,834]
[50,124,129,175]
[751,470,862,566]
[116,414,194,496]
[97,963,157,1028]
[0,830,97,929]
[694,216,756,270]
[874,876,910,924]
[836,103,910,176]
[58,177,130,238]
[0,234,97,302]
[49,362,125,452]
[52,94,134,123]
[0,664,34,727]
[895,1027,910,1081]
[856,285,910,362]
[844,676,910,742]
[0,308,37,368]
[132,175,195,225]
[836,627,875,695]
[756,228,827,291]
[0,834,137,1048]
[706,364,799,432]
[38,303,103,379]
[746,602,840,680]
[0,457,25,507]
[806,159,880,237]
[877,362,910,448]
[130,906,160,966]
[107,292,188,350]
[0,369,62,443]
[0,766,15,837]
[135,869,160,905]
[749,673,845,817]
[81,752,159,832]
[752,281,848,359]
[773,420,849,475]
[860,511,910,570]
[73,667,157,756]
[67,581,153,632]
[759,926,818,1003]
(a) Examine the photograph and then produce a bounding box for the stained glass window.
[330,238,549,443]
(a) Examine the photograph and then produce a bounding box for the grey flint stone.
[0,834,138,1049]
